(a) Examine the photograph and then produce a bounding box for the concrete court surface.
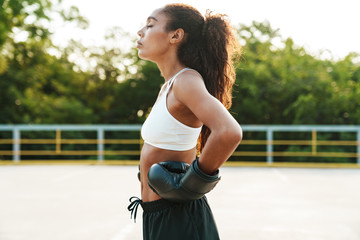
[0,165,359,240]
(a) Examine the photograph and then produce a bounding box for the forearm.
[198,126,242,174]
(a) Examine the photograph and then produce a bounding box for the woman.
[128,3,242,240]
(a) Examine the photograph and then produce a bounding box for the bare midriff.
[140,143,197,202]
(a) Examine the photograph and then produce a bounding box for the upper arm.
[172,71,240,133]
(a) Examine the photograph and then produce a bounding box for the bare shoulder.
[172,69,208,97]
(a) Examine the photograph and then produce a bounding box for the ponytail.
[162,4,241,153]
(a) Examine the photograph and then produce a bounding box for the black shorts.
[129,197,220,240]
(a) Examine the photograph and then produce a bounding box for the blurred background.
[1,0,360,164]
[1,0,360,239]
[1,0,360,127]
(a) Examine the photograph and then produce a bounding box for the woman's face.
[137,8,172,62]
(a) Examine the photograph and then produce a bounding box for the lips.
[136,41,143,48]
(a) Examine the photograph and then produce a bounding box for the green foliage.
[232,21,360,125]
[0,0,91,123]
[1,3,360,162]
[1,3,360,163]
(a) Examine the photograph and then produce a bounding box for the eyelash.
[146,25,153,29]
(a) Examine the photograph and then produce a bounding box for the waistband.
[128,197,177,222]
[141,198,180,213]
[128,196,207,222]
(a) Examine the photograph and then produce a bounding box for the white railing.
[0,124,359,164]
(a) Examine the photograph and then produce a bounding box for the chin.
[137,51,147,60]
[138,52,152,61]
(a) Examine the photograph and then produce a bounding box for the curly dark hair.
[162,4,241,153]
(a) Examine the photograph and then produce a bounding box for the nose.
[137,27,144,37]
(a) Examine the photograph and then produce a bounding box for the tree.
[0,0,92,123]
[232,21,360,125]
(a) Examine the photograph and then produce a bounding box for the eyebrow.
[147,16,158,22]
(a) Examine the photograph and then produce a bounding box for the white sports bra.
[141,68,202,151]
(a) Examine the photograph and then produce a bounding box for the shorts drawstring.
[127,196,142,223]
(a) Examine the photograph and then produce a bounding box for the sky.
[52,0,360,60]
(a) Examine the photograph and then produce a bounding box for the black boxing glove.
[147,158,220,202]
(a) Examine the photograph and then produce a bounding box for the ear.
[169,28,185,44]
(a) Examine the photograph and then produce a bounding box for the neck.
[155,51,186,82]
[159,65,186,82]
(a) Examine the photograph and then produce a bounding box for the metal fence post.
[312,130,317,156]
[56,129,61,154]
[13,128,20,162]
[266,129,273,164]
[97,128,104,162]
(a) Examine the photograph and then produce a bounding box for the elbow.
[233,124,243,144]
[223,124,243,146]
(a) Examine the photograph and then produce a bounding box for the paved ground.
[0,165,359,240]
